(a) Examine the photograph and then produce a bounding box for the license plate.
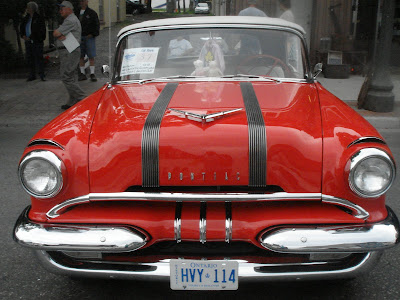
[170,259,238,290]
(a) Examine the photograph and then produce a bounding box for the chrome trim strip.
[321,195,369,219]
[14,207,147,252]
[116,77,308,85]
[200,202,207,244]
[118,24,306,48]
[46,192,322,218]
[240,82,267,187]
[46,192,368,219]
[142,82,178,187]
[27,139,65,150]
[225,202,232,243]
[46,195,90,218]
[347,137,386,148]
[260,207,399,253]
[35,250,381,281]
[174,202,182,243]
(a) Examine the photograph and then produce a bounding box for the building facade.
[213,0,400,70]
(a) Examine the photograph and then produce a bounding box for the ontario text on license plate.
[170,259,238,290]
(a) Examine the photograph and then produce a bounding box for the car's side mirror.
[313,63,323,79]
[102,65,110,77]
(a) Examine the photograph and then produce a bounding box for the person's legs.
[60,49,86,108]
[33,42,45,80]
[78,37,88,81]
[25,41,36,81]
[86,37,97,82]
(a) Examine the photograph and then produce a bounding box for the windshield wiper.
[221,74,281,83]
[136,75,207,85]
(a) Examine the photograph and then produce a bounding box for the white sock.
[80,67,85,74]
[90,66,95,74]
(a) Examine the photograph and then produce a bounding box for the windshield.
[114,27,306,82]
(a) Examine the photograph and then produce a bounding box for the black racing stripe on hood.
[142,82,179,187]
[240,82,267,187]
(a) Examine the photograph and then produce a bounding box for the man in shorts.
[78,0,100,82]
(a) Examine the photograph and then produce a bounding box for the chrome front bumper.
[13,206,400,281]
[34,250,382,281]
[13,207,147,252]
[261,207,400,253]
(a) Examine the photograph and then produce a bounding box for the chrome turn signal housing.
[348,148,396,198]
[18,150,64,198]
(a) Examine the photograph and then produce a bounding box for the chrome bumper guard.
[261,207,400,253]
[13,207,147,252]
[35,250,382,281]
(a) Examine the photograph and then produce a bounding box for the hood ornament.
[168,108,243,124]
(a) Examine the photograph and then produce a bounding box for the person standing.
[20,2,46,81]
[279,0,295,23]
[78,0,100,82]
[238,0,267,17]
[53,1,86,110]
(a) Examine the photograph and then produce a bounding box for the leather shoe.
[61,104,72,110]
[78,73,87,81]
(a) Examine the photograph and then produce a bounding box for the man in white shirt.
[279,0,295,23]
[168,36,193,57]
[238,0,267,17]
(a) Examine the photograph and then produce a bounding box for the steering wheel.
[237,54,292,77]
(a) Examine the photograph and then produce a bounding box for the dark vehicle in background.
[126,0,146,14]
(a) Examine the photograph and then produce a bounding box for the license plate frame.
[170,259,239,290]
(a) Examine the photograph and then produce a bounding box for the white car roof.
[118,16,306,38]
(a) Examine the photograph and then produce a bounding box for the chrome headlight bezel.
[348,148,396,198]
[18,150,64,198]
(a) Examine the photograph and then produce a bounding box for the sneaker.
[27,76,36,82]
[90,74,97,82]
[78,73,87,81]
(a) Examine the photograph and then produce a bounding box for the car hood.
[88,81,322,193]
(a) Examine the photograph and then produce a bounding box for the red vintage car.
[14,17,399,290]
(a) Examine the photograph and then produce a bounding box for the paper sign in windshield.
[120,48,159,76]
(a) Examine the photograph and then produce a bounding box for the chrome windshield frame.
[112,24,312,85]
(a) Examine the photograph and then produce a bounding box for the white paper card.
[120,48,159,76]
[61,32,80,53]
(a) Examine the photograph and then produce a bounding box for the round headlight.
[349,148,396,198]
[19,151,64,198]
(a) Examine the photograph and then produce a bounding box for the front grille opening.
[125,185,285,193]
[55,242,312,265]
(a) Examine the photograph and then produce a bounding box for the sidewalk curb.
[344,100,400,129]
